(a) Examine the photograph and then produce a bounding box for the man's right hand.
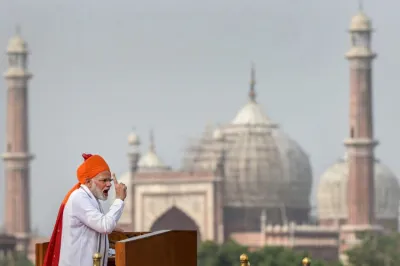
[113,173,127,201]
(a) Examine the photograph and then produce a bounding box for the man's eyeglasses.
[96,178,114,184]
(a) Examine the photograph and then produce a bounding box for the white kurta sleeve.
[72,197,125,234]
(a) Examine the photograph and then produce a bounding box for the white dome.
[127,131,140,146]
[137,130,171,172]
[231,100,274,126]
[182,73,312,209]
[183,122,312,209]
[350,11,372,31]
[317,156,400,220]
[7,35,28,54]
[138,150,170,172]
[218,123,312,208]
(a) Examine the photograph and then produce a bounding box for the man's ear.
[85,178,92,187]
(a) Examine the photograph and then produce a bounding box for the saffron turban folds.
[43,153,111,266]
[77,153,111,184]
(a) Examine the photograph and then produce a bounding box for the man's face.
[89,171,112,201]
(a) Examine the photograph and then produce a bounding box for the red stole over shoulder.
[43,183,80,266]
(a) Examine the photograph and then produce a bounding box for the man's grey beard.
[90,181,107,201]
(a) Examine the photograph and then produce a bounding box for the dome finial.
[358,0,364,11]
[249,62,256,102]
[149,128,155,152]
[15,24,21,36]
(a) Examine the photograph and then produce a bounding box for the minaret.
[148,129,155,153]
[340,7,383,263]
[2,28,34,253]
[127,129,140,230]
[344,7,377,226]
[212,128,225,244]
[127,129,140,174]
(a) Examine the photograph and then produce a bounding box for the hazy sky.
[0,0,399,236]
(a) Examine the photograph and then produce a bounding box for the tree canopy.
[198,240,342,266]
[198,231,400,266]
[0,252,34,266]
[345,231,400,266]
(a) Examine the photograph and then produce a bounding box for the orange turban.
[60,153,111,204]
[77,153,110,183]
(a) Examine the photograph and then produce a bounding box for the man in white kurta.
[43,153,127,266]
[58,184,124,266]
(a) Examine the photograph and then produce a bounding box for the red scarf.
[43,183,80,266]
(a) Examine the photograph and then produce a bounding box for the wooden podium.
[35,230,197,266]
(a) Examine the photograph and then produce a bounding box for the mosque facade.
[111,8,400,263]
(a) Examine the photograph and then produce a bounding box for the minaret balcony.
[343,138,378,147]
[345,47,376,59]
[1,152,35,161]
[3,68,32,79]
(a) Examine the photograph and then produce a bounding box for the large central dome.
[182,67,312,225]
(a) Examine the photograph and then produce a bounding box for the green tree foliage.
[15,252,34,266]
[0,252,34,266]
[198,240,342,266]
[346,231,400,266]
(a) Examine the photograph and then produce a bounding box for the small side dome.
[350,12,372,31]
[137,152,170,172]
[137,130,171,172]
[7,35,28,54]
[317,155,400,224]
[127,131,140,146]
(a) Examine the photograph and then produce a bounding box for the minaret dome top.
[7,27,28,54]
[349,11,372,32]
